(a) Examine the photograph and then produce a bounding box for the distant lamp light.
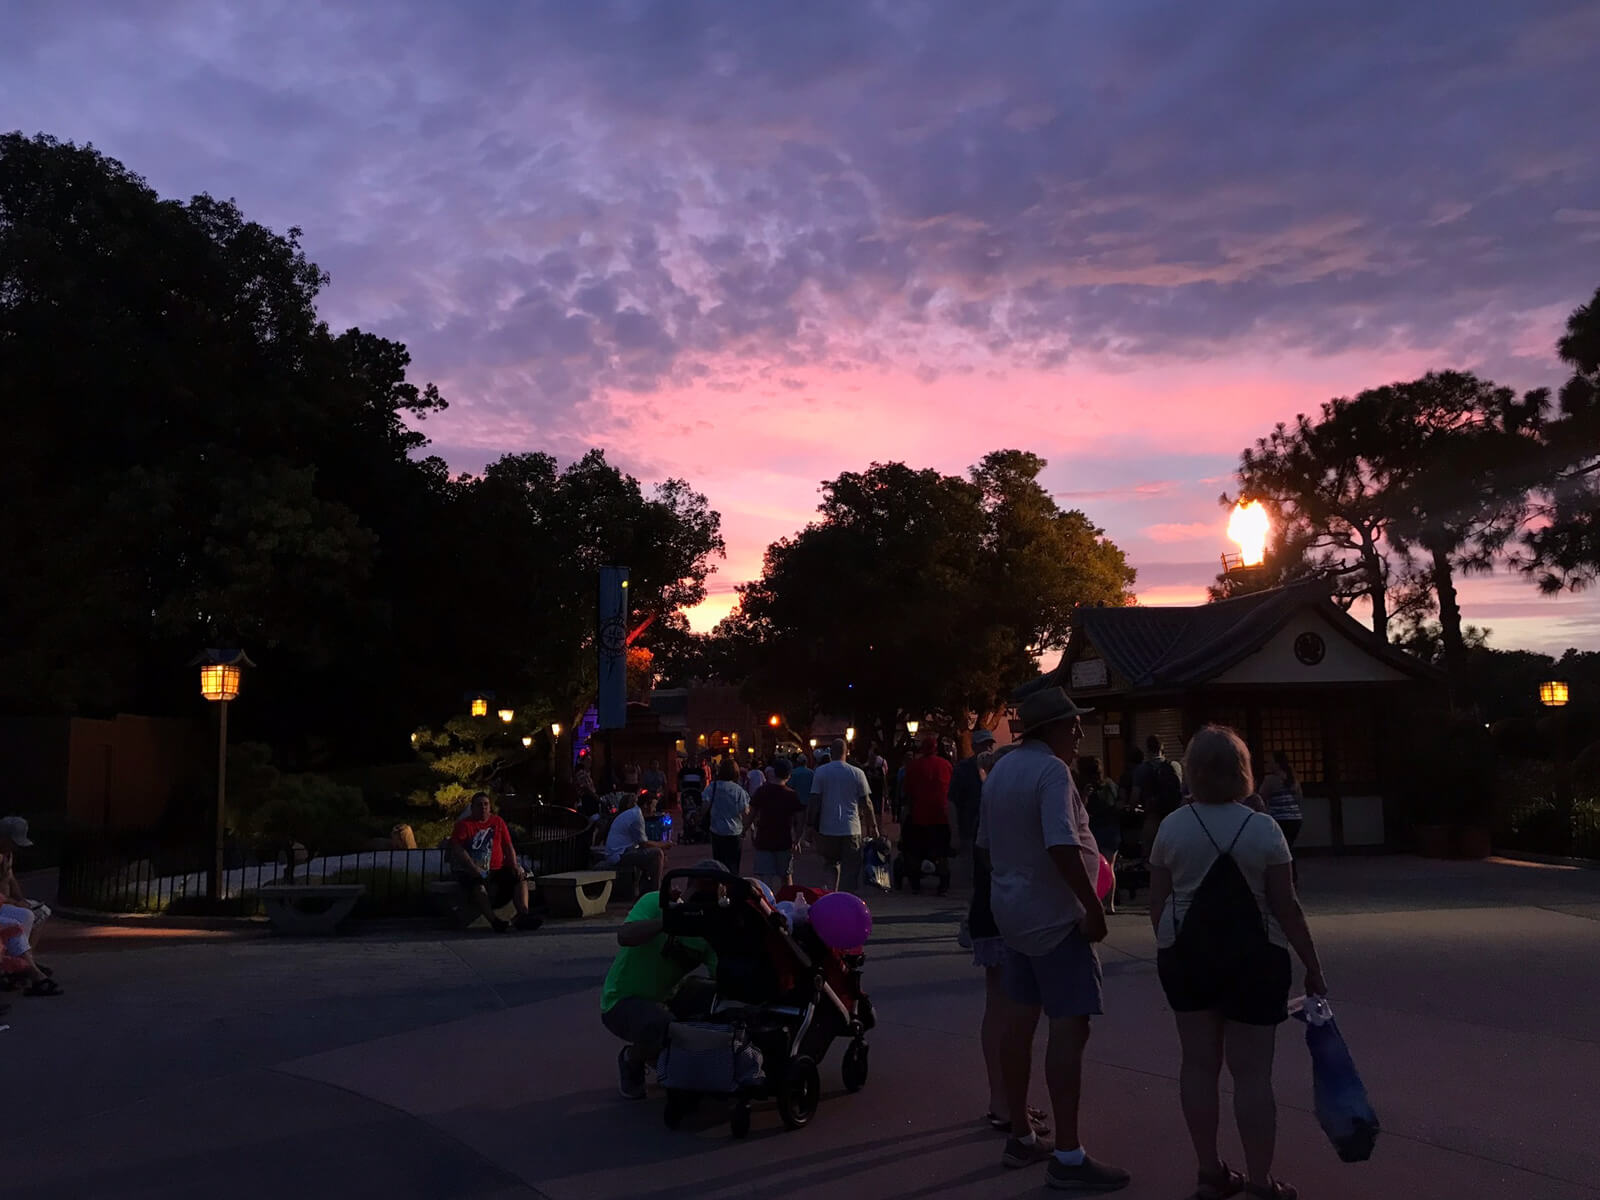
[1540,680,1570,707]
[845,726,856,742]
[550,722,562,739]
[809,737,818,749]
[521,735,533,748]
[410,732,419,746]
[905,720,920,736]
[471,697,488,718]
[498,708,515,724]
[769,714,781,727]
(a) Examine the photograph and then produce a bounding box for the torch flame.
[1228,501,1270,567]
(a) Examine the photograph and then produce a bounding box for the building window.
[1329,707,1377,786]
[1260,706,1324,784]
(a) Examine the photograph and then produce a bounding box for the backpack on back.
[1173,807,1267,972]
[1151,758,1184,817]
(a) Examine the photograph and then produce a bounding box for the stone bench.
[536,870,615,918]
[424,879,522,928]
[259,883,365,936]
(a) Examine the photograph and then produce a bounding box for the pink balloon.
[1095,855,1115,902]
[810,890,872,949]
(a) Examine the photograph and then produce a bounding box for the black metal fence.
[1495,800,1600,860]
[59,816,597,919]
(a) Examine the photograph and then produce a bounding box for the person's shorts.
[454,865,519,908]
[1002,928,1103,1018]
[816,834,861,865]
[601,978,717,1060]
[0,904,33,957]
[1156,942,1292,1026]
[753,849,794,878]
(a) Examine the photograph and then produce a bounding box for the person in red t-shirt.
[449,792,542,932]
[748,758,807,888]
[899,736,955,895]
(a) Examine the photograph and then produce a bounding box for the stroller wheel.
[777,1056,821,1130]
[841,1039,869,1093]
[730,1099,751,1139]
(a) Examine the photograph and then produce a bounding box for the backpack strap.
[1186,803,1257,856]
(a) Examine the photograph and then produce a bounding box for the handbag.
[1293,996,1380,1162]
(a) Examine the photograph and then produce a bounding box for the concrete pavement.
[11,852,1600,1200]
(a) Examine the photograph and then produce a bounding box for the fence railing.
[58,821,597,919]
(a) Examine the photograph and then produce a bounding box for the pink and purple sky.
[6,2,1597,652]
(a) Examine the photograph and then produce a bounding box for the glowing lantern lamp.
[521,735,534,748]
[906,720,920,736]
[471,697,489,718]
[498,708,515,724]
[846,726,856,742]
[769,714,781,727]
[1540,681,1570,708]
[551,723,563,739]
[808,737,818,749]
[193,649,254,906]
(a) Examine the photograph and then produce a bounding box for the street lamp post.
[195,649,253,906]
[1541,681,1573,850]
[905,719,920,737]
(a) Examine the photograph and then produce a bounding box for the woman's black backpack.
[1173,806,1268,972]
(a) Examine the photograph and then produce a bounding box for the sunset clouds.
[4,0,1596,649]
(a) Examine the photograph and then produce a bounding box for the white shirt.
[977,740,1099,956]
[604,806,646,864]
[707,780,751,837]
[1151,803,1292,949]
[747,768,767,795]
[811,759,871,836]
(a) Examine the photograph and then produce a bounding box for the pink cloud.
[1145,521,1219,544]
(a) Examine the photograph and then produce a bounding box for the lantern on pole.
[521,735,534,749]
[1539,680,1570,707]
[193,649,254,906]
[466,690,495,718]
[905,719,920,736]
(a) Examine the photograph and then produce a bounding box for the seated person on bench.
[601,859,729,1099]
[448,792,543,933]
[603,791,668,891]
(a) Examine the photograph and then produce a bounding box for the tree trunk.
[1362,539,1390,641]
[1430,542,1467,691]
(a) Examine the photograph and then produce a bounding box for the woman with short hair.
[706,757,751,875]
[1147,725,1326,1200]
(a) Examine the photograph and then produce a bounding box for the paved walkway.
[11,852,1600,1199]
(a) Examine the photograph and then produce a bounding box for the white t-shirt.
[707,780,751,837]
[811,759,871,836]
[604,806,646,864]
[1150,803,1293,950]
[977,740,1099,956]
[747,768,767,795]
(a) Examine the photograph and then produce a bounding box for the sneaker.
[490,917,511,933]
[1001,1134,1057,1168]
[1045,1153,1131,1192]
[514,913,544,932]
[617,1049,647,1100]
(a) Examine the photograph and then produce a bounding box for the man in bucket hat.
[978,688,1128,1191]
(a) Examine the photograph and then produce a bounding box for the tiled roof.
[1020,580,1436,696]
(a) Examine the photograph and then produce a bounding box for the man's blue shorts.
[1002,927,1103,1018]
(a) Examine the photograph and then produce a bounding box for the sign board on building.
[1070,658,1109,690]
[1104,723,1120,737]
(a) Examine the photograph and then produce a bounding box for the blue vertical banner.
[597,565,630,730]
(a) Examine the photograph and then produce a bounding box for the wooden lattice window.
[1260,706,1324,784]
[1329,706,1377,786]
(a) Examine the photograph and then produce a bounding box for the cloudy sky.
[6,1,1597,651]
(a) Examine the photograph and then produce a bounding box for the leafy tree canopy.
[718,451,1134,742]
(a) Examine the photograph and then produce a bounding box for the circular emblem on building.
[600,615,629,656]
[1293,631,1326,666]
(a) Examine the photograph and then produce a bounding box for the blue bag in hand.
[1293,995,1380,1163]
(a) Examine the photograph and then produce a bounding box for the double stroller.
[654,868,875,1137]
